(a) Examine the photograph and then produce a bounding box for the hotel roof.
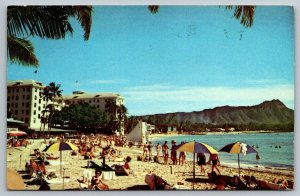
[7,80,45,88]
[62,93,124,100]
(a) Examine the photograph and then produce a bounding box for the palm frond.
[7,36,39,67]
[71,6,93,41]
[7,6,74,39]
[148,5,159,14]
[226,6,256,28]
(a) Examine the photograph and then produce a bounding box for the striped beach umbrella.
[219,142,258,178]
[43,141,78,177]
[175,141,218,189]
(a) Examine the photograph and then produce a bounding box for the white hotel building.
[7,80,125,132]
[7,80,48,130]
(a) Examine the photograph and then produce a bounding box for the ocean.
[150,132,294,170]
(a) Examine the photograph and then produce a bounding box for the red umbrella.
[7,130,27,137]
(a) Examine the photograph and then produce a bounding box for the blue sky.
[7,6,294,115]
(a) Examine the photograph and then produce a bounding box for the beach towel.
[45,178,70,184]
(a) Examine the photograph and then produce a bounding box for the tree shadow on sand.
[185,178,212,183]
[127,185,150,190]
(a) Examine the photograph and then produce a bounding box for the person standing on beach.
[207,153,221,175]
[162,141,169,165]
[178,151,186,166]
[156,143,161,157]
[197,152,206,175]
[148,142,153,159]
[171,140,178,165]
[143,142,148,158]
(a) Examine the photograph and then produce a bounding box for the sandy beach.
[6,138,294,191]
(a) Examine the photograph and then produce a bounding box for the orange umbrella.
[7,169,25,190]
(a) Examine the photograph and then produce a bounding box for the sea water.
[150,132,294,170]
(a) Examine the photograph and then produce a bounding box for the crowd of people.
[150,140,222,176]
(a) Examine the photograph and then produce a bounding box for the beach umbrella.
[175,141,218,189]
[219,142,257,178]
[7,169,26,190]
[43,141,78,177]
[7,130,27,137]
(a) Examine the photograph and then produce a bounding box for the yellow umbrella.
[43,141,78,177]
[175,141,218,189]
[219,142,258,178]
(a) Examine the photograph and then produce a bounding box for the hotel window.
[16,96,19,100]
[34,95,37,100]
[26,110,29,115]
[27,88,30,92]
[22,110,24,114]
[26,102,29,107]
[15,103,18,107]
[22,95,25,99]
[8,89,10,93]
[12,89,15,93]
[11,103,14,107]
[27,95,30,100]
[39,99,41,104]
[22,102,25,107]
[12,96,14,100]
[89,100,92,103]
[38,114,40,118]
[38,106,41,111]
[25,118,29,123]
[34,103,37,107]
[35,88,37,92]
[15,110,18,115]
[16,89,19,93]
[23,88,25,92]
[33,118,36,123]
[7,96,10,101]
[33,110,36,115]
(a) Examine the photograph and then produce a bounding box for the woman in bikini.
[90,170,109,190]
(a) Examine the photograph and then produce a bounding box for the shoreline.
[148,130,292,139]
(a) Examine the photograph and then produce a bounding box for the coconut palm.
[7,6,93,67]
[105,99,128,134]
[40,82,63,137]
[148,5,256,28]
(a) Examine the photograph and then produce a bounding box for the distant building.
[58,91,125,134]
[7,80,48,129]
[7,80,126,133]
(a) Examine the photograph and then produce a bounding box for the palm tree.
[7,6,93,67]
[148,5,256,28]
[40,82,63,137]
[105,99,128,134]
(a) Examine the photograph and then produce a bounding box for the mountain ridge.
[134,99,294,130]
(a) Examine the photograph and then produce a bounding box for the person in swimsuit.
[207,153,221,175]
[90,170,109,190]
[162,141,169,165]
[197,153,206,175]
